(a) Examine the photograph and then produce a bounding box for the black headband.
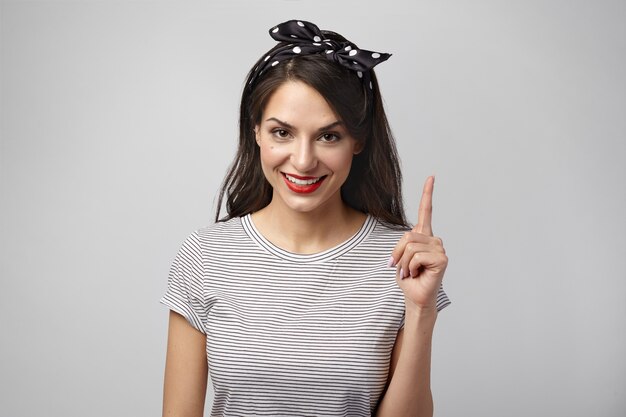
[248,20,391,94]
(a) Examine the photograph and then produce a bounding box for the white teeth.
[285,174,322,185]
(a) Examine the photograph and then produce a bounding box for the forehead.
[261,81,340,126]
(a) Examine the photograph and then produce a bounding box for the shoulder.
[176,217,246,255]
[367,217,410,243]
[194,216,244,240]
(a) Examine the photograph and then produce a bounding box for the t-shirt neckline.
[240,213,376,263]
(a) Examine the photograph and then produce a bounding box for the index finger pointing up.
[414,175,434,236]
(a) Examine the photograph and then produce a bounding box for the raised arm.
[376,176,448,417]
[162,310,208,417]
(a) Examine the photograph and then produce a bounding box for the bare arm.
[375,306,437,417]
[376,176,447,416]
[162,310,208,417]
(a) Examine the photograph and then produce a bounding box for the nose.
[290,139,318,173]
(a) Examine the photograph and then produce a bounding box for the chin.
[274,188,340,215]
[281,198,329,214]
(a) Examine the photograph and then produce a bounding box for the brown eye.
[320,133,340,142]
[272,129,290,139]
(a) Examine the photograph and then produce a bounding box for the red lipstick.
[282,173,326,194]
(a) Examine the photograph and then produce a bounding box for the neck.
[251,195,366,254]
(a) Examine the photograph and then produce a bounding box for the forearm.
[163,311,208,417]
[375,307,437,417]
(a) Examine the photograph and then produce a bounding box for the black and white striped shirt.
[161,214,450,416]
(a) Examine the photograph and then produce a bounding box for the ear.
[353,140,365,155]
[254,126,261,146]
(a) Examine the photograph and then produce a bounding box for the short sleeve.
[435,284,452,312]
[160,231,208,334]
[398,284,451,330]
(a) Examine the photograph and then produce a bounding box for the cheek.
[322,149,355,173]
[259,141,287,170]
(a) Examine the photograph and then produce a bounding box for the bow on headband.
[248,19,391,90]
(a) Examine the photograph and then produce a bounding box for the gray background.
[1,0,624,416]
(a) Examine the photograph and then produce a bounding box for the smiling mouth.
[281,173,327,193]
[284,173,324,185]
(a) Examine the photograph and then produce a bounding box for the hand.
[390,176,448,312]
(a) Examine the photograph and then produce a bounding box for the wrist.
[404,297,438,315]
[404,299,438,325]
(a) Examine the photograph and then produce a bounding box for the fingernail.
[399,268,404,279]
[387,256,395,267]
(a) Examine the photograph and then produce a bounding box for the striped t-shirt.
[161,214,450,416]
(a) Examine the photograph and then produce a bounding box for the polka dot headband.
[248,19,391,94]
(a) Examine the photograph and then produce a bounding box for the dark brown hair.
[215,31,409,229]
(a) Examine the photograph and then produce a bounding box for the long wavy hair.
[215,30,409,229]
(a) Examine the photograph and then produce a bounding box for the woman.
[161,19,450,417]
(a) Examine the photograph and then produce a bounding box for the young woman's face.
[255,81,362,215]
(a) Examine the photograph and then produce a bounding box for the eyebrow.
[265,117,344,132]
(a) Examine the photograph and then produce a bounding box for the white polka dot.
[297,21,304,27]
[293,46,301,53]
[272,27,279,33]
[349,49,357,56]
[313,36,321,42]
[357,71,363,78]
[352,61,358,65]
[324,41,332,46]
[372,52,381,59]
[272,61,279,66]
[369,81,373,89]
[264,55,271,61]
[313,42,321,46]
[344,45,352,51]
[290,34,298,38]
[325,50,333,54]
